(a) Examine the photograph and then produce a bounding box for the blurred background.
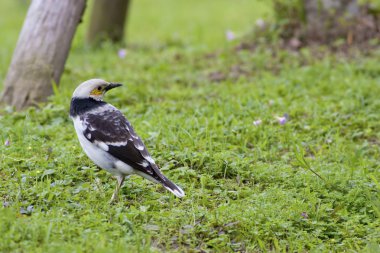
[0,0,378,108]
[1,0,379,109]
[0,0,271,67]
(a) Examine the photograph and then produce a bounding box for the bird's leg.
[109,175,125,204]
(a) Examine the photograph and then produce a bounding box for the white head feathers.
[72,79,109,99]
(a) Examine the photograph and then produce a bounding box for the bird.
[69,79,185,203]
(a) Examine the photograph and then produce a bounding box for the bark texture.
[274,0,379,48]
[304,0,360,42]
[1,0,86,110]
[87,0,130,44]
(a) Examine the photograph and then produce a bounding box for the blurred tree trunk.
[87,0,131,44]
[1,0,86,110]
[274,0,379,47]
[304,0,360,42]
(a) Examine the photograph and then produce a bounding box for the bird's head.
[72,79,122,101]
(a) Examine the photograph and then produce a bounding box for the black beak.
[105,83,123,91]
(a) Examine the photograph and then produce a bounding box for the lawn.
[0,0,379,252]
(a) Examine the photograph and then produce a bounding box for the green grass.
[1,0,380,252]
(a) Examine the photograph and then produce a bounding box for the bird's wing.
[80,105,158,177]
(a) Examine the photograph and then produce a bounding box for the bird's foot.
[109,193,119,204]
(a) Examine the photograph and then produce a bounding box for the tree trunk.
[1,0,86,110]
[87,0,130,44]
[275,0,379,47]
[304,0,361,43]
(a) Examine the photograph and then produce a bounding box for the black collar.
[70,97,106,117]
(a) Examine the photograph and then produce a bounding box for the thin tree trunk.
[87,0,130,44]
[1,0,86,110]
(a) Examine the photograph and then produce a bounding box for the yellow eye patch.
[90,87,103,95]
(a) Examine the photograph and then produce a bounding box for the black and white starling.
[70,79,185,202]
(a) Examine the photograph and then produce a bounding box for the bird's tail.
[159,174,185,198]
[136,167,185,198]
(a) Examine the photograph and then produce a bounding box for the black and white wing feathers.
[81,104,184,197]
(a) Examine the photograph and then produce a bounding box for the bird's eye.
[97,86,102,91]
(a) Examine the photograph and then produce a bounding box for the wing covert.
[81,105,156,175]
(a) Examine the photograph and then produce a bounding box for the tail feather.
[160,175,185,198]
[135,167,185,198]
